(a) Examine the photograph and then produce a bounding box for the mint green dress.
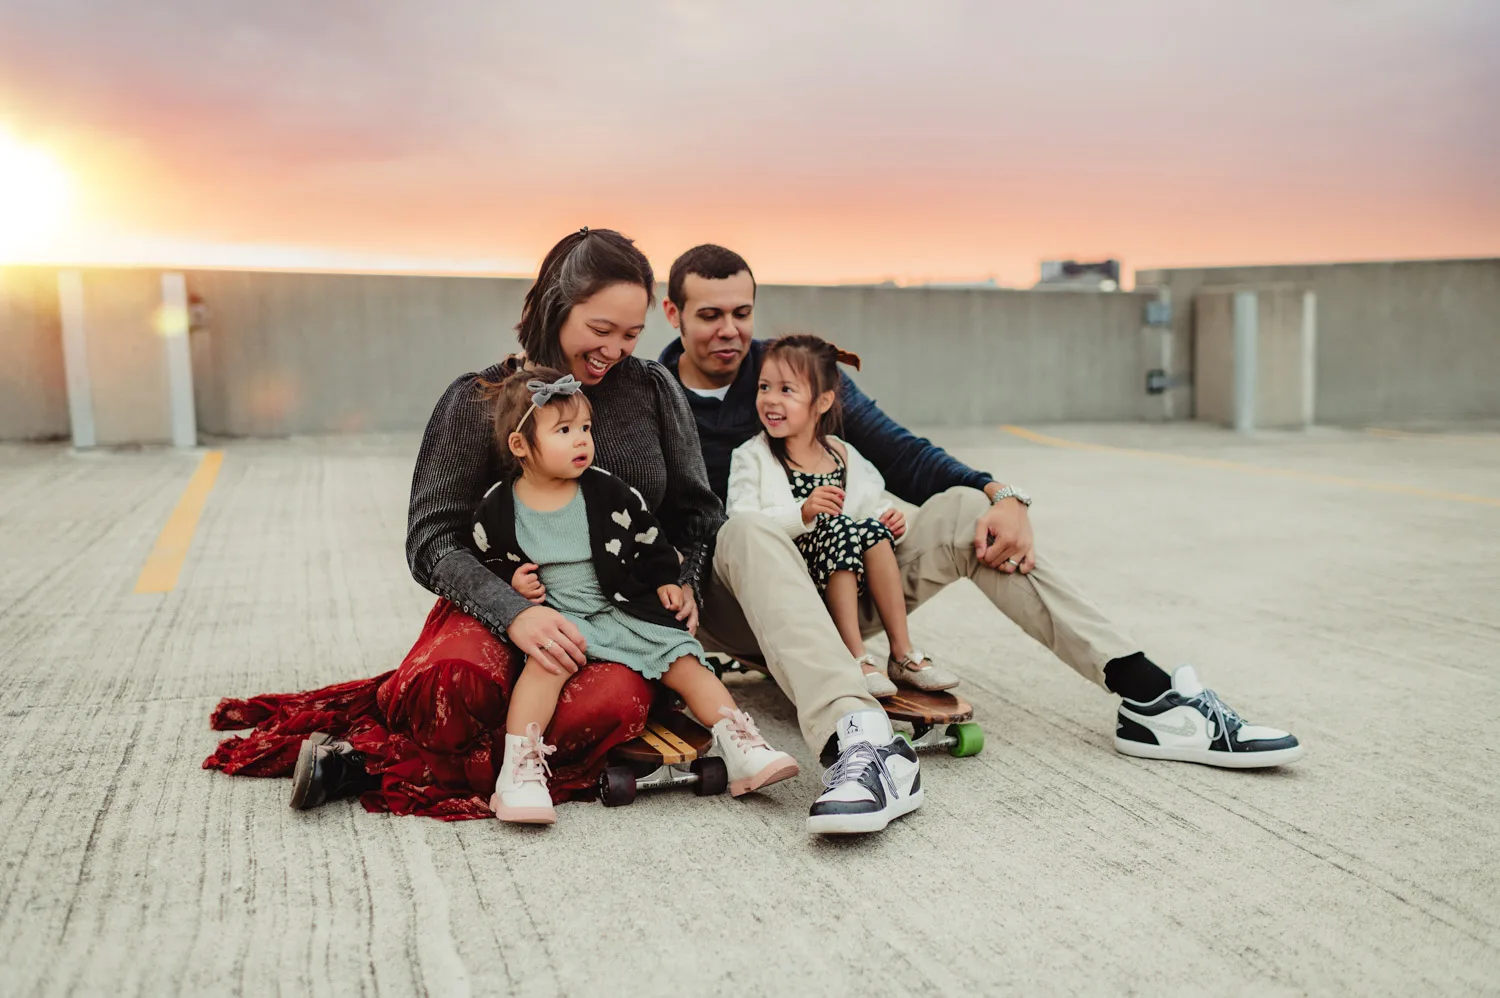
[514,487,703,680]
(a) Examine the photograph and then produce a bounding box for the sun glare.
[0,128,71,261]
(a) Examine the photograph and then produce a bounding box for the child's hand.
[511,563,546,603]
[801,485,844,525]
[878,508,907,538]
[658,584,684,611]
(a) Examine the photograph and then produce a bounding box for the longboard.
[881,688,984,756]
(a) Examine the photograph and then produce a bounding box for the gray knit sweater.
[406,355,724,638]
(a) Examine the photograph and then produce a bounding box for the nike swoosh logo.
[1122,708,1200,739]
[1143,714,1199,739]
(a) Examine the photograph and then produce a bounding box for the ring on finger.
[542,639,557,651]
[1006,557,1020,567]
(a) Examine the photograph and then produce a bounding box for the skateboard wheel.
[948,722,984,758]
[600,765,637,807]
[691,757,729,796]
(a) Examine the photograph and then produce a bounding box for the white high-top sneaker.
[490,723,557,824]
[806,709,922,835]
[712,708,800,796]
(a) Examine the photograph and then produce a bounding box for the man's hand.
[659,584,699,635]
[974,495,1035,574]
[877,508,906,539]
[506,605,587,676]
[511,563,546,603]
[801,485,844,525]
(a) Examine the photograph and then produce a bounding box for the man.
[660,244,1302,830]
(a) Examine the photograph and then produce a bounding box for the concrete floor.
[2,423,1498,996]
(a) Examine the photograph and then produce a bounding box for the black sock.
[1104,653,1173,702]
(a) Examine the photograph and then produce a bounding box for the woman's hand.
[801,485,845,525]
[660,584,699,635]
[506,605,587,676]
[878,508,907,538]
[511,563,546,603]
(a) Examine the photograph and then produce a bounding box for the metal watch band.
[990,484,1031,507]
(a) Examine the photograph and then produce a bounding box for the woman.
[204,227,724,819]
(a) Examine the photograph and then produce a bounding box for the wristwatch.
[989,484,1032,507]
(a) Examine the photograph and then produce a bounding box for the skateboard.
[598,709,728,807]
[881,689,984,756]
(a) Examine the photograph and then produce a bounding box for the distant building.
[1035,259,1121,292]
[913,278,1003,290]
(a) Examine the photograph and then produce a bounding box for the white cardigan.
[726,433,895,541]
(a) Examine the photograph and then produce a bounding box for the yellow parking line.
[134,450,225,593]
[1366,427,1498,443]
[999,426,1500,508]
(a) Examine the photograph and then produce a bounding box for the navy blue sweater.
[659,338,994,505]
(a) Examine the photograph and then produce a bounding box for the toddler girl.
[474,367,798,824]
[726,335,959,698]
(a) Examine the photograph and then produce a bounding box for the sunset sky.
[0,0,1495,285]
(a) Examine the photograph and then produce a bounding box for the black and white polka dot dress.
[789,461,895,593]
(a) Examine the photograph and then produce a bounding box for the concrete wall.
[184,270,1155,435]
[0,267,69,440]
[186,271,532,436]
[751,284,1156,426]
[1139,258,1500,424]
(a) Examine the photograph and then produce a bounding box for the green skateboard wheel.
[948,722,984,757]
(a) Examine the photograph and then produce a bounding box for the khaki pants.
[698,486,1138,753]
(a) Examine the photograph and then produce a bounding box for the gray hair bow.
[527,374,583,407]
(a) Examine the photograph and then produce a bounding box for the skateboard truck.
[882,690,984,757]
[599,711,728,807]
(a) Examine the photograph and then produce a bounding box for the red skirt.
[203,599,654,820]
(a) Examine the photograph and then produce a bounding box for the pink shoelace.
[515,722,556,784]
[718,707,769,750]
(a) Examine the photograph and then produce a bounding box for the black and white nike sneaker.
[1115,665,1303,768]
[806,710,923,835]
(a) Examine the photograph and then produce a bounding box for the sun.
[0,128,71,261]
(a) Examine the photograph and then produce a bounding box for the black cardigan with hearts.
[471,467,688,631]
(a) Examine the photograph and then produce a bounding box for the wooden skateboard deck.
[612,710,712,766]
[881,689,973,725]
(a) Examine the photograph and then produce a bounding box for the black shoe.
[289,733,380,809]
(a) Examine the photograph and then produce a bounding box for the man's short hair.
[667,245,756,307]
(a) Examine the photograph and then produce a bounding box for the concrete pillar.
[160,273,197,448]
[1194,285,1315,432]
[1232,290,1258,432]
[1301,290,1317,426]
[57,270,96,448]
[55,268,197,448]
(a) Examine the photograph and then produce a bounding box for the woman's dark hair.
[489,365,591,478]
[515,227,655,370]
[759,334,861,475]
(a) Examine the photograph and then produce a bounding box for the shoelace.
[820,741,894,795]
[515,722,556,783]
[1185,688,1244,751]
[719,707,769,750]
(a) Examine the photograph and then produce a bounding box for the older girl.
[727,335,959,696]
